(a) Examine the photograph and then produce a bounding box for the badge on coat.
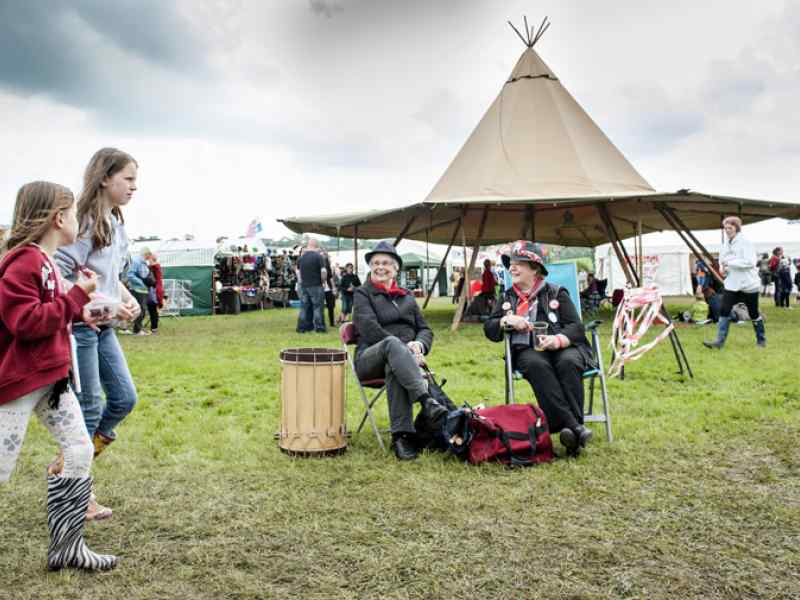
[548,312,558,323]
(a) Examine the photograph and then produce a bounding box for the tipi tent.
[279,19,800,247]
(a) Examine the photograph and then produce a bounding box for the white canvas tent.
[595,244,694,296]
[596,235,800,296]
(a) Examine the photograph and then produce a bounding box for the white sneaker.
[136,330,151,336]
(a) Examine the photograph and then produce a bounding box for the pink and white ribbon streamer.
[608,286,674,378]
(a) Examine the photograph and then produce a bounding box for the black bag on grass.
[413,372,457,451]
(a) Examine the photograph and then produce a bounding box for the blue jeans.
[73,325,138,439]
[341,292,354,315]
[296,285,326,332]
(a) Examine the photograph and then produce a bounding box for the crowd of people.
[294,238,361,333]
[759,247,799,308]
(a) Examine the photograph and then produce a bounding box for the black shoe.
[702,340,723,349]
[576,425,593,448]
[559,428,580,456]
[419,396,448,423]
[391,436,418,461]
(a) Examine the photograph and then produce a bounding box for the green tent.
[398,252,448,295]
[157,241,217,316]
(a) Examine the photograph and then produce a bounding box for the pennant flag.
[246,218,263,237]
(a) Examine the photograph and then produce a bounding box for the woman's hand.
[81,305,105,331]
[502,315,533,332]
[116,299,140,322]
[537,335,562,351]
[75,269,98,295]
[407,341,426,365]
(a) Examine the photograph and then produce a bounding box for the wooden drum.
[279,347,347,455]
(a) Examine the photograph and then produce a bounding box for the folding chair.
[503,320,612,441]
[339,323,387,452]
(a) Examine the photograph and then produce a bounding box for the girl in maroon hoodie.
[0,181,117,571]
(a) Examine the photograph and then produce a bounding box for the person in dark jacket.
[352,241,447,461]
[484,240,594,456]
[338,262,361,323]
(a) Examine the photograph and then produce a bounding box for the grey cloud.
[0,2,209,98]
[702,56,769,113]
[308,0,344,18]
[413,88,469,140]
[609,84,705,155]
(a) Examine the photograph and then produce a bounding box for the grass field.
[2,297,799,599]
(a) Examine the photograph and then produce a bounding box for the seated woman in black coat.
[484,241,594,456]
[352,241,448,461]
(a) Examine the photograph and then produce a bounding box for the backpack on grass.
[445,403,554,467]
[413,371,458,451]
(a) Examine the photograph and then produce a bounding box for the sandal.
[85,492,113,522]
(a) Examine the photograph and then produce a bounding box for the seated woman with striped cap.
[484,241,594,456]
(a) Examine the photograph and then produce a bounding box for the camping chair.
[339,323,387,452]
[503,320,613,442]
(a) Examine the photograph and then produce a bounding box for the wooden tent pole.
[451,207,489,332]
[657,207,724,286]
[636,218,643,279]
[596,205,692,378]
[520,206,534,239]
[424,221,430,296]
[663,207,724,285]
[353,225,359,276]
[423,220,460,309]
[393,214,417,247]
[597,206,639,285]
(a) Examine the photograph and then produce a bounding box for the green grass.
[2,298,799,599]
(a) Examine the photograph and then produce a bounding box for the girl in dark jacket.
[484,241,594,456]
[352,241,447,461]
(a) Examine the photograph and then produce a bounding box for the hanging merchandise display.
[608,287,674,378]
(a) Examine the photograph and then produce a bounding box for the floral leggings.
[0,385,93,483]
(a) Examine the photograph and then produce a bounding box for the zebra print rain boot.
[47,475,118,571]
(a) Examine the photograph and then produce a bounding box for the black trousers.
[515,346,586,433]
[720,290,759,319]
[147,301,159,331]
[325,291,336,327]
[132,291,148,333]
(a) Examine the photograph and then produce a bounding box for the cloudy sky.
[1,0,798,243]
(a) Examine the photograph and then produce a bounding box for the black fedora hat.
[364,240,403,270]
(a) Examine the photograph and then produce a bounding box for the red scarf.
[512,278,545,317]
[372,280,407,297]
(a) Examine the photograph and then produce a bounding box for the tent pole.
[455,214,470,325]
[636,218,643,279]
[657,207,723,287]
[662,207,724,286]
[597,206,639,285]
[353,225,359,277]
[393,214,417,247]
[452,207,489,331]
[423,220,460,309]
[424,223,430,297]
[597,205,692,379]
[521,205,534,239]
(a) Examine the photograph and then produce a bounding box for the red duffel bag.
[465,404,554,466]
